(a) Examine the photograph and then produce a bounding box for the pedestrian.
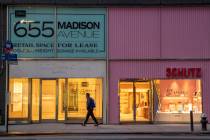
[82,93,99,126]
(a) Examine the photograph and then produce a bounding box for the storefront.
[109,61,207,124]
[118,79,202,123]
[7,6,107,124]
[9,61,106,124]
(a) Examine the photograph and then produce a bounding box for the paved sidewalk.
[3,123,210,135]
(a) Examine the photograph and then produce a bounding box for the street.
[0,134,210,140]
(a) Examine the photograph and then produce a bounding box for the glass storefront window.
[9,78,103,122]
[58,79,65,121]
[32,79,40,121]
[41,80,57,120]
[154,79,202,114]
[67,78,102,119]
[9,78,29,119]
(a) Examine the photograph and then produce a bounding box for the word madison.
[58,21,100,29]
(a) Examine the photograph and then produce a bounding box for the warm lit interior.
[32,79,40,121]
[9,78,103,122]
[58,79,65,121]
[135,82,150,121]
[9,78,29,119]
[119,81,151,122]
[41,80,57,120]
[67,78,102,119]
[154,79,202,114]
[119,82,134,121]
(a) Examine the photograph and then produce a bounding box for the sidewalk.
[2,123,210,135]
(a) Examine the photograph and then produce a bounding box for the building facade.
[0,0,209,130]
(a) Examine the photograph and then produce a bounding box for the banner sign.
[8,7,106,58]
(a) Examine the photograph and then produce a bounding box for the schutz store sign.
[8,7,106,58]
[166,68,201,78]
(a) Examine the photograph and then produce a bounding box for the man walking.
[82,93,99,126]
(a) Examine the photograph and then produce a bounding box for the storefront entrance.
[9,78,103,124]
[119,81,153,123]
[41,80,57,121]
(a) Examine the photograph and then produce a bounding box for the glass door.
[41,80,57,121]
[119,82,134,122]
[119,81,152,123]
[135,81,151,122]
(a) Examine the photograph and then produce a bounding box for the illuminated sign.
[9,7,106,58]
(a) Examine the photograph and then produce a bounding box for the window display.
[154,79,202,114]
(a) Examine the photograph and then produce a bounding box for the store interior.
[9,78,103,123]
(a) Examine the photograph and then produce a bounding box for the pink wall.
[108,8,161,59]
[108,7,210,59]
[108,61,210,124]
[162,7,210,58]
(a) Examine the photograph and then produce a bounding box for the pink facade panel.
[162,7,210,58]
[108,8,161,59]
[108,7,210,59]
[108,61,210,124]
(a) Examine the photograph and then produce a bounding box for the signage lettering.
[9,8,106,58]
[166,68,201,78]
[58,21,100,29]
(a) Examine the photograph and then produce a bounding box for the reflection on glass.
[154,79,202,113]
[58,79,65,121]
[67,78,102,119]
[135,82,150,121]
[32,79,40,121]
[41,80,56,120]
[119,82,134,121]
[9,78,29,119]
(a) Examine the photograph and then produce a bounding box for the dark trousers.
[84,108,98,124]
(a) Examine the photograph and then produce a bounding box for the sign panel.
[1,54,17,61]
[8,7,106,58]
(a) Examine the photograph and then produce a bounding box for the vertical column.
[0,4,7,126]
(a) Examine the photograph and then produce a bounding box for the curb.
[0,131,210,137]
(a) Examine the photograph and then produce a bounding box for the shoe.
[82,123,86,126]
